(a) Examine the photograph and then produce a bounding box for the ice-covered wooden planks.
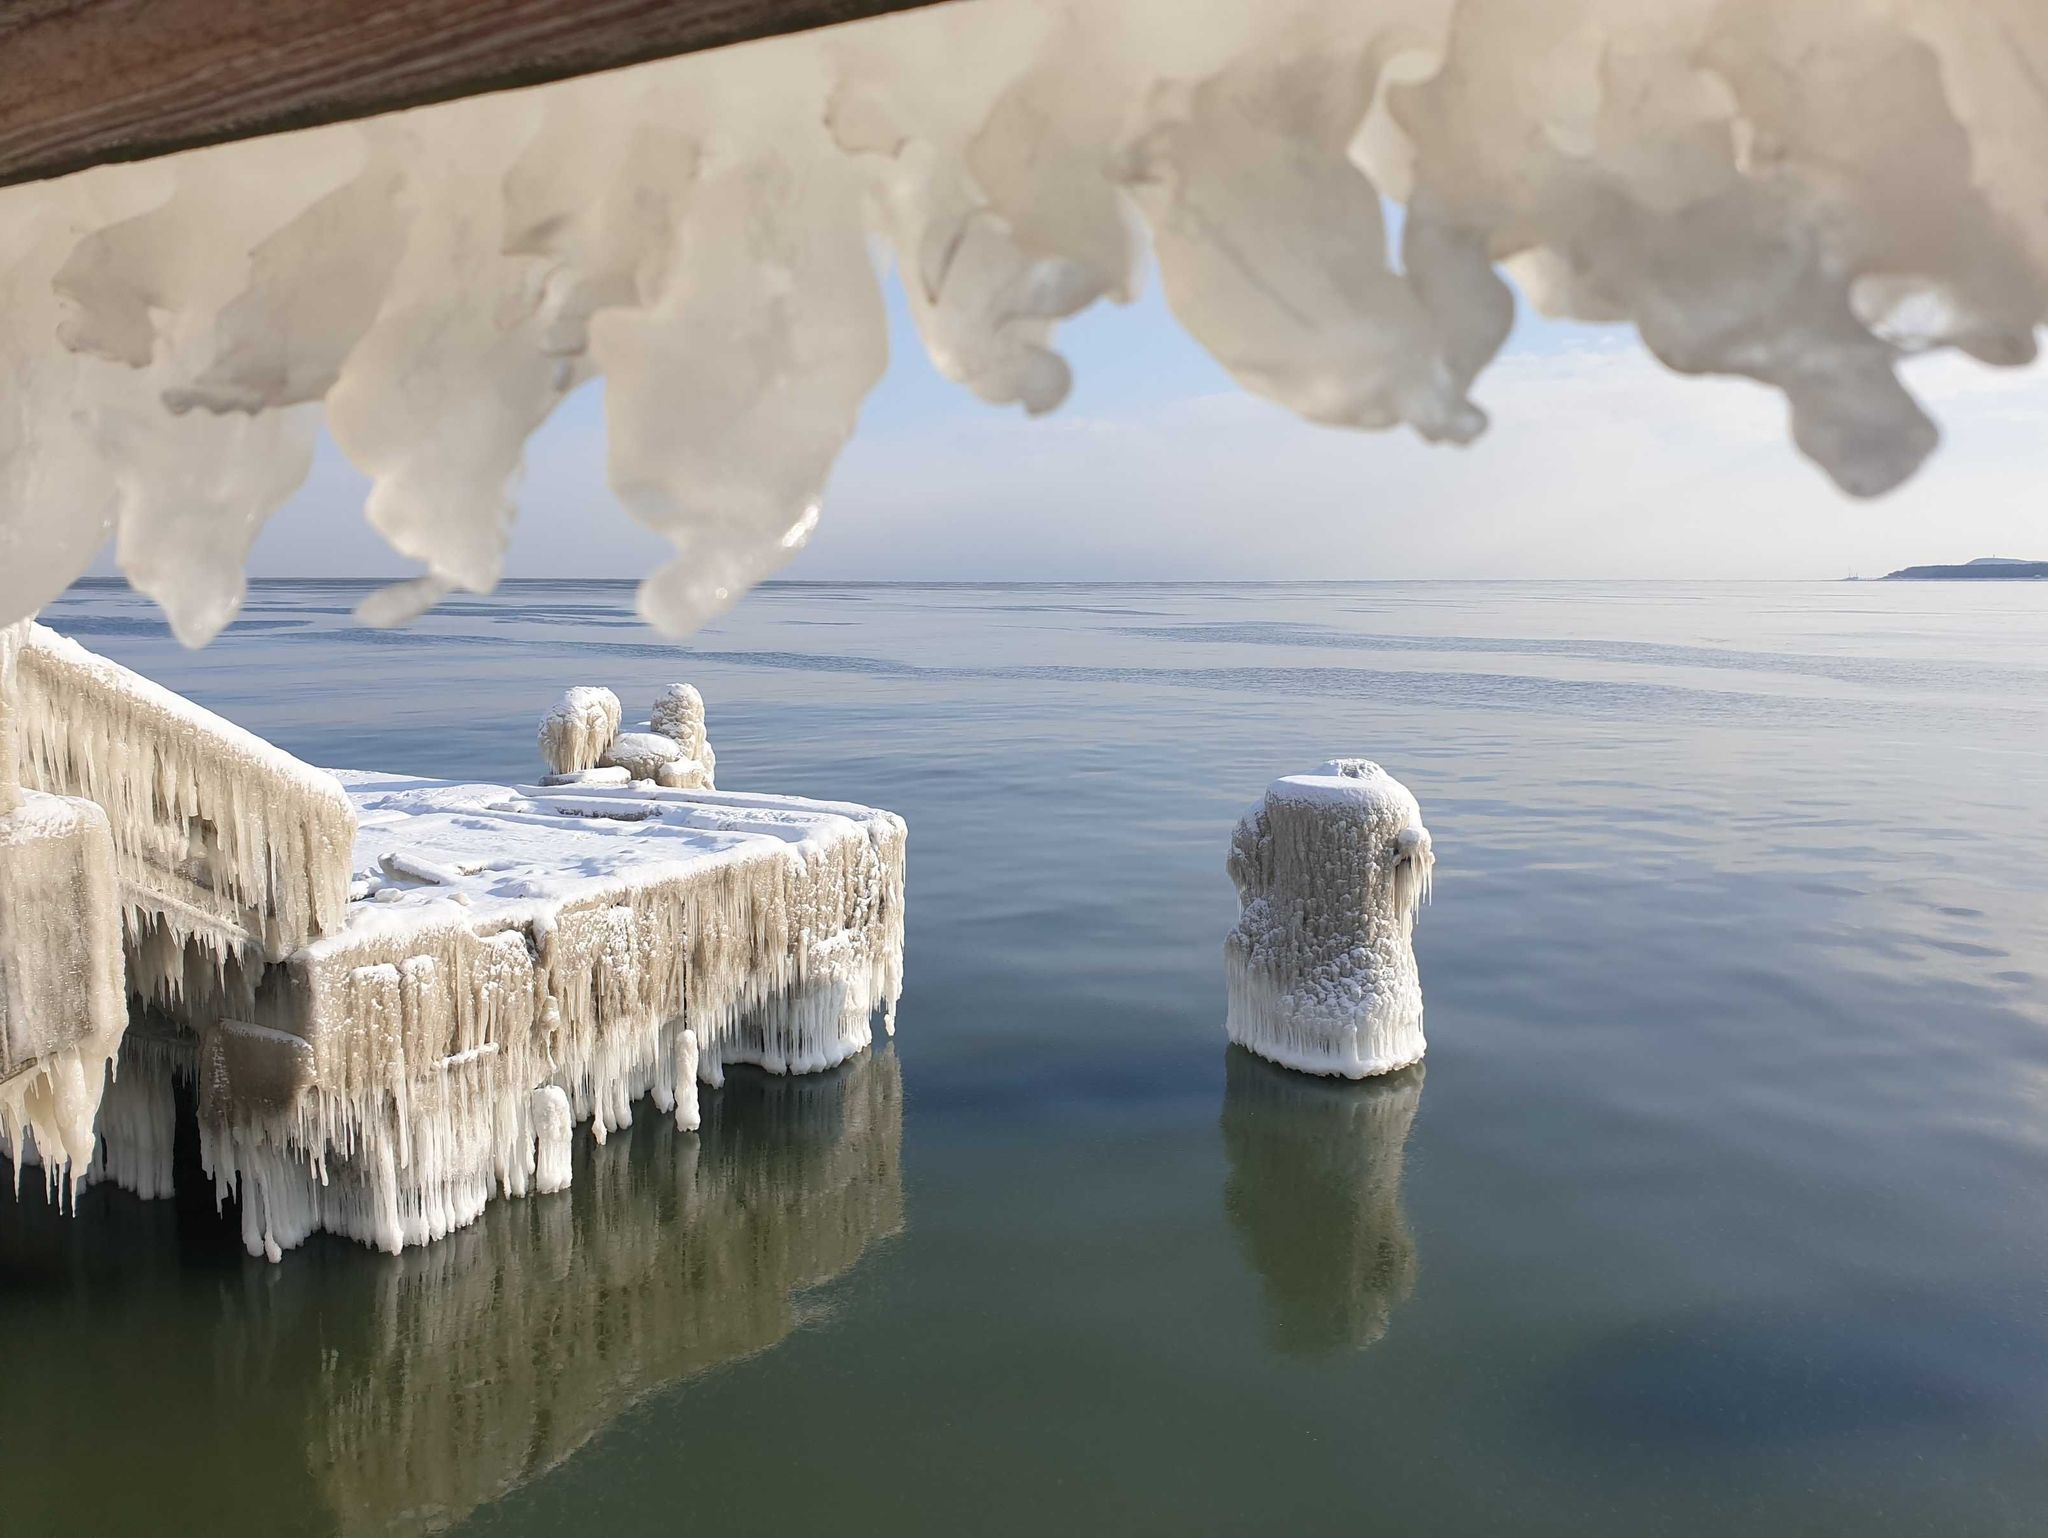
[10,623,357,1006]
[201,772,906,1257]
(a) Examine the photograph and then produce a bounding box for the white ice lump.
[544,682,718,788]
[538,686,621,776]
[1225,759,1434,1079]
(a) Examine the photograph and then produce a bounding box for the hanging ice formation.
[4,0,2044,645]
[1222,1048,1423,1355]
[1225,760,1434,1079]
[1,626,906,1258]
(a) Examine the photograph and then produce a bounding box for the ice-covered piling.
[648,684,716,788]
[1225,759,1434,1079]
[537,686,622,776]
[0,792,128,1205]
[542,681,717,788]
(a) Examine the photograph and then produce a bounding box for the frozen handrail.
[10,623,357,1001]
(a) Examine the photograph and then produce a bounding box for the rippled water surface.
[7,579,2048,1535]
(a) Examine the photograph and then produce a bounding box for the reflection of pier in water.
[1221,1049,1423,1357]
[323,1051,903,1533]
[0,1051,901,1536]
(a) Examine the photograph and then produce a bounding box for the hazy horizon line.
[71,575,1904,589]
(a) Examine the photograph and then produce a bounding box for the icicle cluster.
[3,0,2041,642]
[0,790,128,1205]
[198,780,906,1258]
[315,1053,901,1533]
[9,623,358,1003]
[1222,1049,1423,1355]
[84,1018,192,1202]
[1225,759,1435,1079]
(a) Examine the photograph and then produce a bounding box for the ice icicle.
[537,686,621,776]
[530,1086,574,1193]
[1222,1048,1423,1355]
[1225,759,1435,1079]
[673,1029,702,1132]
[87,1023,191,1202]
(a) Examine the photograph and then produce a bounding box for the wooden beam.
[0,0,958,190]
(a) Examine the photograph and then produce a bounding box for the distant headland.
[1870,557,2048,580]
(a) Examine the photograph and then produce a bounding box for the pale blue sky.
[242,261,2048,583]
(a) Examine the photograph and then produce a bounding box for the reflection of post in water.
[318,1050,904,1535]
[1221,1047,1422,1357]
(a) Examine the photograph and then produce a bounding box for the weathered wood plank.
[0,0,957,189]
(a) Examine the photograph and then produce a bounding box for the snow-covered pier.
[0,622,905,1258]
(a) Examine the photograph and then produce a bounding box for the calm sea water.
[6,579,2048,1536]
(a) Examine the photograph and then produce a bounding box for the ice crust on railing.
[3,0,2043,641]
[10,623,358,998]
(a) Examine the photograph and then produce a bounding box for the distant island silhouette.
[1875,556,2048,580]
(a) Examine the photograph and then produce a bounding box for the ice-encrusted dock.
[0,620,905,1258]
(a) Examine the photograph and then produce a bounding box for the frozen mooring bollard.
[1224,760,1434,1079]
[538,687,622,777]
[538,683,717,788]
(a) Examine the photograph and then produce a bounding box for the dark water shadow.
[1220,1047,1423,1358]
[1543,1294,2048,1456]
[0,1052,903,1538]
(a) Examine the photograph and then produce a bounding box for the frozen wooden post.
[0,621,129,1202]
[1224,760,1434,1079]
